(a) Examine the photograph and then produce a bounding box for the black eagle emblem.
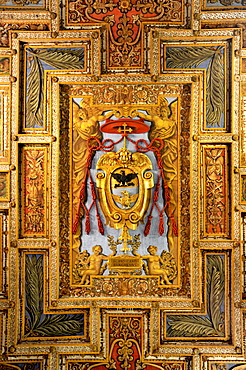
[112,170,137,188]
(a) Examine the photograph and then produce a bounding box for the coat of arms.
[72,99,178,285]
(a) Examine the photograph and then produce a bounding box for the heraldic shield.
[96,147,154,232]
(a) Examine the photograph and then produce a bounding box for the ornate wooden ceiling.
[0,1,246,370]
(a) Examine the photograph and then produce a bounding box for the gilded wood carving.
[0,1,245,370]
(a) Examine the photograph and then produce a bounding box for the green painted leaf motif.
[166,255,225,338]
[25,255,43,331]
[34,314,84,336]
[166,315,217,337]
[28,48,84,70]
[166,46,216,69]
[206,47,225,127]
[26,47,84,128]
[206,255,225,332]
[0,364,22,370]
[26,56,44,128]
[166,45,225,127]
[25,255,84,337]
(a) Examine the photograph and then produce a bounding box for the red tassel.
[79,166,90,200]
[85,212,90,234]
[72,156,93,234]
[156,152,162,169]
[164,183,171,202]
[72,180,87,234]
[144,215,152,236]
[153,181,160,203]
[96,214,104,235]
[163,201,170,212]
[170,214,178,236]
[90,177,97,201]
[79,180,86,200]
[86,151,93,168]
[158,214,164,235]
